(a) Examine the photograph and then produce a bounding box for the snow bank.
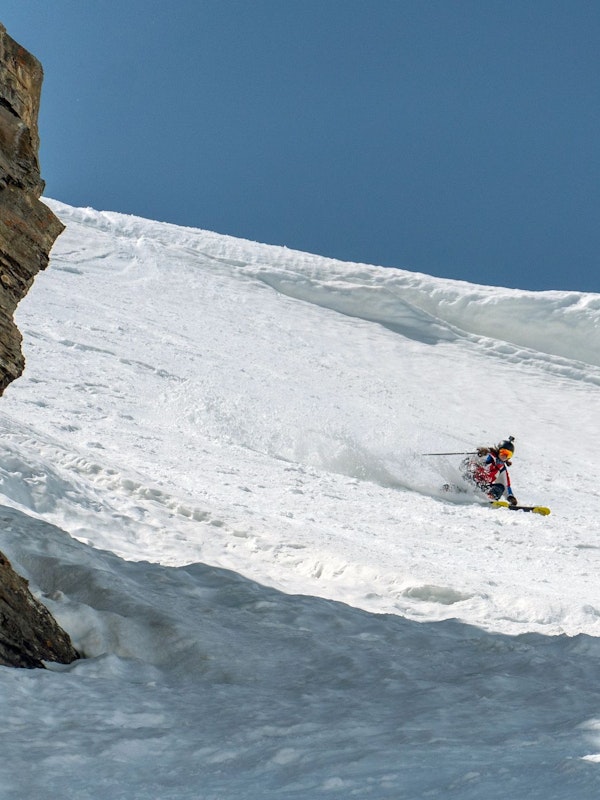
[2,507,600,798]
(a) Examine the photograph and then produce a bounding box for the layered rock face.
[0,25,77,668]
[0,550,78,668]
[0,22,64,394]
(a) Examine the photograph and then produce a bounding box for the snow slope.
[0,199,599,798]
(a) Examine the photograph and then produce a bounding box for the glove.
[477,447,489,457]
[508,495,518,506]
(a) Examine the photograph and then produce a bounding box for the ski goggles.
[498,449,513,459]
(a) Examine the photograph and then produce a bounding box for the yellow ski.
[492,501,551,516]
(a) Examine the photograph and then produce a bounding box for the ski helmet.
[498,435,515,455]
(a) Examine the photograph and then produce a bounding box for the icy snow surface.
[0,199,599,798]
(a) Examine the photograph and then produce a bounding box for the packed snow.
[0,198,599,798]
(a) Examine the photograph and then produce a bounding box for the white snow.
[0,198,599,797]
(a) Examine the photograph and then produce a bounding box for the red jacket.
[471,451,514,496]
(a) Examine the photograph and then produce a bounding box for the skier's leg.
[487,483,504,501]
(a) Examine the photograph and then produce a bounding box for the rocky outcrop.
[0,25,76,668]
[0,22,64,395]
[0,550,78,668]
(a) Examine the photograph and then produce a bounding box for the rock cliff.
[0,24,77,668]
[0,22,64,395]
[0,550,78,668]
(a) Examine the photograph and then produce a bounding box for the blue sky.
[3,1,599,291]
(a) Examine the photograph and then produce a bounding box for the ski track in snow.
[0,199,599,798]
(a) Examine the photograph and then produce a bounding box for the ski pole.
[421,451,477,456]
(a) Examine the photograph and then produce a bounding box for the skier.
[462,436,518,505]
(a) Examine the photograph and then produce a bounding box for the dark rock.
[0,26,77,668]
[0,550,78,668]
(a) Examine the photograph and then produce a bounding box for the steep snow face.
[2,199,598,639]
[1,200,600,799]
[3,506,600,800]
